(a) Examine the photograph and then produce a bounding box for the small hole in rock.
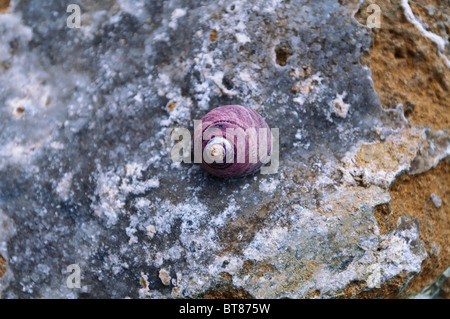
[275,44,292,66]
[394,47,404,59]
[166,101,177,112]
[404,101,415,117]
[209,30,218,42]
[222,75,234,90]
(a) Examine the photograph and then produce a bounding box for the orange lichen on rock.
[0,254,6,278]
[355,130,422,172]
[368,158,449,297]
[355,0,450,130]
[389,159,449,295]
[0,0,9,13]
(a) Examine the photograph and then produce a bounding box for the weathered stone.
[0,0,448,298]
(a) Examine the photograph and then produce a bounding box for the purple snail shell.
[195,105,271,178]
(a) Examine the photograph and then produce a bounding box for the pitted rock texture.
[0,0,448,298]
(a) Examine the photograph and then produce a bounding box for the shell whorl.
[196,105,272,178]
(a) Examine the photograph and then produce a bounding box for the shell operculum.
[203,137,234,165]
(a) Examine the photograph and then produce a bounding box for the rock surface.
[0,0,448,298]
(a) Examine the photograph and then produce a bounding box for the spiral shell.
[195,105,271,178]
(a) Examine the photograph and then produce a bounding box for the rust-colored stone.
[355,0,450,130]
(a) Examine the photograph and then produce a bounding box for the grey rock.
[430,193,442,208]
